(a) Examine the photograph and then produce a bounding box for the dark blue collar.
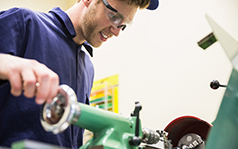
[83,42,93,57]
[49,7,93,57]
[49,7,76,38]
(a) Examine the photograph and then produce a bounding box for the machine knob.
[210,80,226,90]
[40,85,80,134]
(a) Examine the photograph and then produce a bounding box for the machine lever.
[129,101,142,146]
[210,80,226,90]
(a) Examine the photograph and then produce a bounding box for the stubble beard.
[82,5,102,48]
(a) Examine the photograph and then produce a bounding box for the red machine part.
[164,116,212,147]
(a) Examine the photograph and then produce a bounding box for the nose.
[109,26,121,37]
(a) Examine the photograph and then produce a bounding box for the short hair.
[126,0,150,9]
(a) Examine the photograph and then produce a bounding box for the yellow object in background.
[90,74,119,113]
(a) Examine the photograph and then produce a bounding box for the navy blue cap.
[147,0,159,10]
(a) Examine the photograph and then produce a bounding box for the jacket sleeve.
[0,7,26,56]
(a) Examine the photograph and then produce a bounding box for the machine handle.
[129,102,142,146]
[210,80,226,89]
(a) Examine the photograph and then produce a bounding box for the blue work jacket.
[0,7,94,149]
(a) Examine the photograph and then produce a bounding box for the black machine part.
[142,128,160,144]
[177,133,205,149]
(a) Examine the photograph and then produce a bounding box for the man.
[0,0,159,148]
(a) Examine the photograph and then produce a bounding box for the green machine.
[39,85,212,149]
[40,85,172,149]
[206,69,238,149]
[204,10,238,149]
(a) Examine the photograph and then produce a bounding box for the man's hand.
[0,54,59,104]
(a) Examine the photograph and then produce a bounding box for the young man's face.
[82,0,138,47]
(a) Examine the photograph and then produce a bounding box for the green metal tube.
[77,103,142,149]
[76,103,132,132]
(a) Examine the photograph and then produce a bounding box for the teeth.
[101,32,108,39]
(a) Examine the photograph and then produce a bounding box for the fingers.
[0,54,59,105]
[0,54,23,96]
[34,64,59,104]
[45,74,59,103]
[9,70,23,96]
[22,68,37,98]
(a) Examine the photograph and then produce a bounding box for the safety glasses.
[102,0,131,31]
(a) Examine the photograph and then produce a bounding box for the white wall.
[91,0,233,130]
[0,0,234,131]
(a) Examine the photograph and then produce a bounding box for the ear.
[82,0,92,7]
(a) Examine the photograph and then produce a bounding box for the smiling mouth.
[100,31,109,39]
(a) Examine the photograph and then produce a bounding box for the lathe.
[38,84,211,149]
[40,84,171,149]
